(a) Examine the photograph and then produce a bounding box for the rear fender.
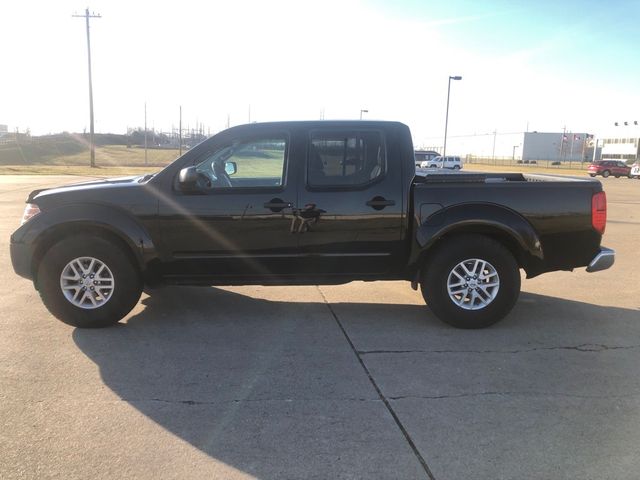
[416,203,544,267]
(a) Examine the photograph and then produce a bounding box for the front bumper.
[586,247,615,273]
[10,239,33,280]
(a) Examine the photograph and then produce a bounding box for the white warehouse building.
[597,122,640,163]
[522,132,593,163]
[436,131,594,161]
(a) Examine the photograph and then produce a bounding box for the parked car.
[631,162,640,179]
[588,160,632,178]
[11,121,614,330]
[414,150,440,167]
[421,155,463,169]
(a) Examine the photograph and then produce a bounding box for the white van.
[421,155,463,170]
[414,150,440,167]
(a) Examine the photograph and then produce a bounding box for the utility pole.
[179,106,183,156]
[492,129,497,164]
[73,8,101,168]
[144,102,148,166]
[570,132,575,167]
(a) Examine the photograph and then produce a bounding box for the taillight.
[592,191,607,235]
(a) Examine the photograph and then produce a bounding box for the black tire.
[589,174,596,177]
[37,235,142,328]
[602,170,610,178]
[421,234,521,329]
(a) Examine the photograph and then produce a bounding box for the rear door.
[295,128,404,275]
[615,161,630,175]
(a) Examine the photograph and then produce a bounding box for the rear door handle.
[264,198,293,212]
[366,196,396,210]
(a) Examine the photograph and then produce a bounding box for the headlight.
[21,203,41,225]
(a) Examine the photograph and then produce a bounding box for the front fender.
[416,203,544,261]
[13,203,157,269]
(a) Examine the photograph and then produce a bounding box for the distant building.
[597,122,640,163]
[0,125,7,138]
[522,132,593,162]
[441,131,593,161]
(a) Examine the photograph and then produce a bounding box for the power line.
[72,8,101,168]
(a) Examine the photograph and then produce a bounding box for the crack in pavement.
[388,391,640,400]
[125,397,382,405]
[316,286,436,480]
[358,344,640,355]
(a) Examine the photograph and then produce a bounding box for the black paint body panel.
[10,121,606,285]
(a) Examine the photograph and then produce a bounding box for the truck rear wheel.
[37,235,142,328]
[421,234,520,329]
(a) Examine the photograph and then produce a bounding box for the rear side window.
[308,131,386,188]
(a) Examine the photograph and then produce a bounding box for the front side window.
[308,131,386,188]
[195,137,287,189]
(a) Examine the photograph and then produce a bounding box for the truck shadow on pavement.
[72,286,640,479]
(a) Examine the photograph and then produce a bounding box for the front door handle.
[264,198,293,212]
[366,196,396,210]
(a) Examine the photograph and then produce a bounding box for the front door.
[158,130,299,281]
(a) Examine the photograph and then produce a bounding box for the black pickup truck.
[10,121,614,329]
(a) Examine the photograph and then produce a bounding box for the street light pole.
[360,109,368,120]
[443,75,462,157]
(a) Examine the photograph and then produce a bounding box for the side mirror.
[225,162,237,176]
[178,166,199,191]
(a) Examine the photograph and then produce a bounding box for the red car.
[588,160,632,178]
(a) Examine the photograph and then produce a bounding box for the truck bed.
[414,169,597,184]
[412,169,604,277]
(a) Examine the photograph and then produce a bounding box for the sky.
[2,0,640,154]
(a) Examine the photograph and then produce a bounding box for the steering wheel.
[196,171,215,190]
[213,163,233,188]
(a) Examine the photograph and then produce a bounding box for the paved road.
[1,175,639,480]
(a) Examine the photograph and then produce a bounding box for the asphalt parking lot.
[1,174,639,480]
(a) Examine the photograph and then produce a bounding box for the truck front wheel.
[37,235,142,328]
[421,234,521,329]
